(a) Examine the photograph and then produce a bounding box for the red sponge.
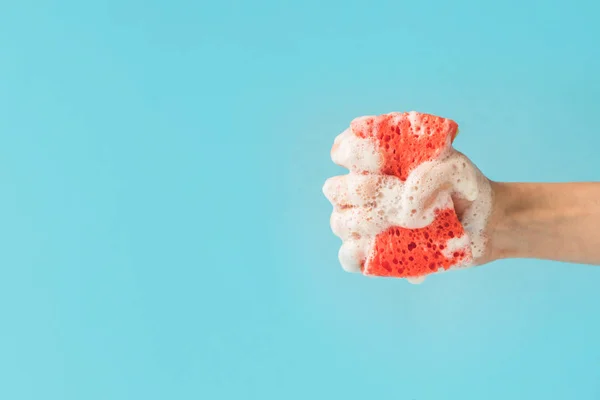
[366,209,469,277]
[352,113,469,278]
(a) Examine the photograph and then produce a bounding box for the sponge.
[323,111,491,283]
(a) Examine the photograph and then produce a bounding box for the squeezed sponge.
[323,111,491,283]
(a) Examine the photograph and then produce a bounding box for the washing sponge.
[323,112,491,283]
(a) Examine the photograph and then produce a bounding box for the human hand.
[323,112,494,283]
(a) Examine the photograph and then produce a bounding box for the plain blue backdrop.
[1,0,599,399]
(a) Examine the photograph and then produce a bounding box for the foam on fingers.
[331,128,381,172]
[338,240,366,273]
[323,174,383,209]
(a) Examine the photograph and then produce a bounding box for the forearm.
[490,182,600,264]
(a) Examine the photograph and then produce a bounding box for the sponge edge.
[364,208,471,279]
[323,111,492,283]
[349,111,458,180]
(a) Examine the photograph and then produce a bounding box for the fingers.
[325,174,408,240]
[324,173,386,274]
[330,128,381,173]
[322,174,381,209]
[330,207,382,241]
[338,239,366,273]
[401,152,479,217]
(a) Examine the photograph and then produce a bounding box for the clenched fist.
[322,112,493,284]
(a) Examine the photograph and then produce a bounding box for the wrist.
[487,182,538,261]
[486,181,598,264]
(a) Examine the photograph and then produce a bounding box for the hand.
[323,112,494,283]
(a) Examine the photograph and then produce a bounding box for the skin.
[327,126,600,272]
[477,181,600,266]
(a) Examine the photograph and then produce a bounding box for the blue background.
[1,1,599,399]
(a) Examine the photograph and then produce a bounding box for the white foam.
[323,119,493,282]
[338,239,368,273]
[406,276,426,285]
[331,128,381,172]
[407,111,424,136]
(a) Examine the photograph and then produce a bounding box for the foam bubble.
[407,276,426,284]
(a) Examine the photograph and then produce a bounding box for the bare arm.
[487,182,600,265]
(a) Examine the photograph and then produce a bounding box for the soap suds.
[323,112,492,283]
